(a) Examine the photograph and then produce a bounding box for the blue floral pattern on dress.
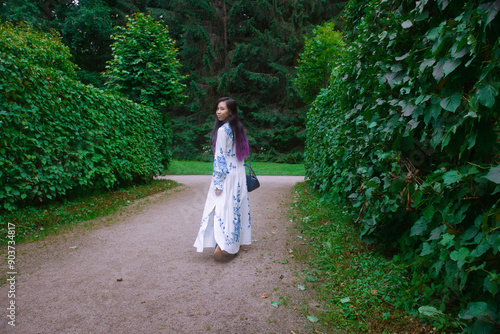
[193,122,251,254]
[213,123,236,189]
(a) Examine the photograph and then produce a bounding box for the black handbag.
[244,163,260,192]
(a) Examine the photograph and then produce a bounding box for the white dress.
[193,123,251,254]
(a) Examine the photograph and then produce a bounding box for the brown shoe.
[214,245,237,262]
[214,245,224,262]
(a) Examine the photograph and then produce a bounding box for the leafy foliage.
[304,0,499,331]
[105,12,187,166]
[295,22,345,104]
[105,12,186,109]
[0,23,169,211]
[59,0,114,73]
[289,182,437,333]
[0,21,77,77]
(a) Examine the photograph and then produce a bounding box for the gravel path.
[0,175,322,334]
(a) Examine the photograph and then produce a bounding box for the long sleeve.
[213,126,229,190]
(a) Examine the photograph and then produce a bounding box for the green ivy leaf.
[443,58,461,76]
[437,0,450,10]
[483,274,499,297]
[419,58,435,73]
[410,218,428,236]
[426,27,441,41]
[423,206,435,221]
[450,247,470,261]
[478,1,500,27]
[443,170,462,185]
[420,242,433,256]
[432,59,445,81]
[439,233,455,248]
[440,92,462,112]
[484,165,500,184]
[476,83,499,108]
[401,20,413,29]
[271,301,280,308]
[459,302,494,320]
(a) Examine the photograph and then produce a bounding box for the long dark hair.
[211,97,249,161]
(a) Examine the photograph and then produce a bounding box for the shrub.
[0,23,168,211]
[105,12,187,167]
[305,0,499,331]
[294,21,345,104]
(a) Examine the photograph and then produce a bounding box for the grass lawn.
[165,160,305,176]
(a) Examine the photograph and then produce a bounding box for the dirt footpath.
[0,175,324,334]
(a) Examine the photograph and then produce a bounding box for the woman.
[193,97,251,261]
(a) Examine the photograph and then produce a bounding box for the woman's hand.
[215,189,223,196]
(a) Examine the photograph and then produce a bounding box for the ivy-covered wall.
[305,0,499,331]
[0,24,169,211]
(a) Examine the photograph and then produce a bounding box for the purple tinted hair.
[211,97,249,161]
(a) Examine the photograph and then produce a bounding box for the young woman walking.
[193,97,252,261]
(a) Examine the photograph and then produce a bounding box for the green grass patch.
[166,160,305,176]
[288,182,440,333]
[0,179,179,245]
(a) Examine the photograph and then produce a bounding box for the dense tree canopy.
[154,0,345,161]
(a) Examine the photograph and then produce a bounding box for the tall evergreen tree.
[149,0,344,161]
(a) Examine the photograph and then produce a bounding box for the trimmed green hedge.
[0,23,169,211]
[305,0,499,331]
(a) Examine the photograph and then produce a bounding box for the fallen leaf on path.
[261,294,268,299]
[117,278,123,282]
[271,301,280,308]
[298,285,306,291]
[307,315,319,323]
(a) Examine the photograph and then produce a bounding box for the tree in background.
[105,12,187,166]
[149,0,345,162]
[0,0,142,86]
[294,22,345,104]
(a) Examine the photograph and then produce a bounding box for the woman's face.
[216,101,231,122]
